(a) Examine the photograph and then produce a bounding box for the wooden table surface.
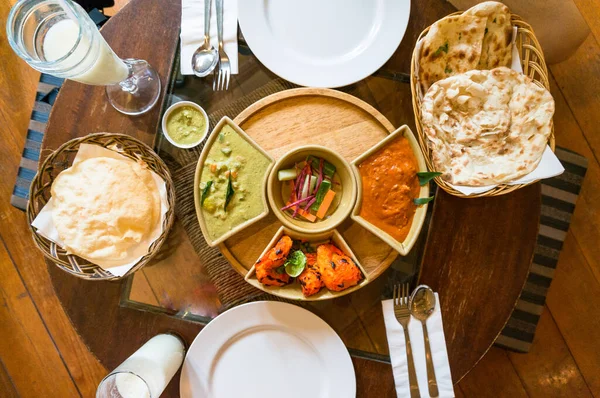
[41,0,540,396]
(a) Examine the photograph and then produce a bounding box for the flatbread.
[51,157,160,260]
[465,1,513,69]
[419,14,486,91]
[421,67,554,186]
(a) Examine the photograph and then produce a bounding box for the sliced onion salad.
[278,155,337,221]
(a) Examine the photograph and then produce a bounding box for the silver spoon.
[409,285,439,398]
[191,0,218,77]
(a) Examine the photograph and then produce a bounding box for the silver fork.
[212,0,230,91]
[394,283,421,398]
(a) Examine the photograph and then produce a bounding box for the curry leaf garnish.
[201,180,213,206]
[224,172,235,211]
[445,67,452,74]
[414,196,435,206]
[416,172,443,186]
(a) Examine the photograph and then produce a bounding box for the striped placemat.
[10,73,64,211]
[11,73,588,353]
[495,147,588,352]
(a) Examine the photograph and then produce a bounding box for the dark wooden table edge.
[416,183,542,384]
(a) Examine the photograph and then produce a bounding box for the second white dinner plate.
[179,301,356,398]
[238,0,411,88]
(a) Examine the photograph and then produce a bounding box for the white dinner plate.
[179,301,356,398]
[238,0,411,88]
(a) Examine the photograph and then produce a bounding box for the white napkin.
[180,0,238,75]
[382,294,455,398]
[450,145,565,196]
[31,144,169,277]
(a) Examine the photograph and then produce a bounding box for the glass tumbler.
[6,0,161,115]
[96,333,186,398]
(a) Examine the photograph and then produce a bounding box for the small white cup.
[161,101,209,149]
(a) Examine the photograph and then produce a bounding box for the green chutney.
[166,106,207,145]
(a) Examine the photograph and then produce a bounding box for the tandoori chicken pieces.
[317,244,363,292]
[255,235,292,286]
[297,253,325,297]
[255,236,362,295]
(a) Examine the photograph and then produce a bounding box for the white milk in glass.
[113,334,185,398]
[43,19,128,85]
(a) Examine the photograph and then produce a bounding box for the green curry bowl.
[267,145,358,235]
[162,101,209,149]
[194,116,274,247]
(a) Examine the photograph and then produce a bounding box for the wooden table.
[41,0,540,396]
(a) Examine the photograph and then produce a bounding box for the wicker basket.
[26,133,176,281]
[410,13,555,198]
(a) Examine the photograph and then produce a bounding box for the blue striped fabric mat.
[10,73,63,211]
[496,147,588,352]
[11,75,588,353]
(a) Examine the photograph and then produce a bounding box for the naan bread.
[51,157,160,261]
[419,14,486,91]
[421,67,554,186]
[465,1,513,69]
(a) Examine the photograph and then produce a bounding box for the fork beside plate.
[393,283,421,397]
[383,284,454,397]
[212,0,231,91]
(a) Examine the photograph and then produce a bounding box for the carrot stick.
[286,202,316,222]
[316,190,336,219]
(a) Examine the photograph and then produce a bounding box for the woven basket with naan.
[419,1,513,91]
[421,67,555,186]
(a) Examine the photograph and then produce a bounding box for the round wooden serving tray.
[218,88,402,289]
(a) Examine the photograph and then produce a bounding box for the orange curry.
[358,136,420,242]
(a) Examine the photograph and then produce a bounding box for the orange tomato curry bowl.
[351,125,429,256]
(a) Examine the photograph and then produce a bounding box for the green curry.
[200,125,271,241]
[166,106,207,145]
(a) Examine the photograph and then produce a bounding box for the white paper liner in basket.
[415,26,564,196]
[31,144,169,277]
